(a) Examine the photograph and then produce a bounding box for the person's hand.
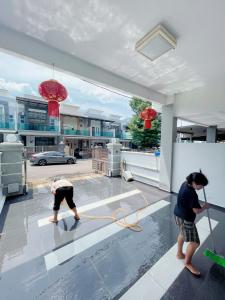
[204,203,210,210]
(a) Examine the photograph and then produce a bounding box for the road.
[26,159,93,183]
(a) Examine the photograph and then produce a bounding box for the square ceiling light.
[136,24,176,61]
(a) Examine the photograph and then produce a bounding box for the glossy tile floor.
[0,176,224,300]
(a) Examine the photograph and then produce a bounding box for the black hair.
[186,172,208,186]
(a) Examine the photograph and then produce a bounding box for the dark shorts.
[175,216,200,244]
[53,186,76,211]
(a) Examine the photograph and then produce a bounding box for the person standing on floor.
[49,177,80,223]
[174,172,209,277]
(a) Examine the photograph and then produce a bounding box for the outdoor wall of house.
[121,151,160,187]
[172,143,225,208]
[17,98,48,125]
[90,119,101,136]
[0,93,16,130]
[62,115,79,129]
[79,118,89,130]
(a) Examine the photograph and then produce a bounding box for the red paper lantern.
[140,107,157,129]
[39,79,67,117]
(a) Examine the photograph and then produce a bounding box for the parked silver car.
[30,151,76,166]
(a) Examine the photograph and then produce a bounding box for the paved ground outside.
[0,176,224,299]
[26,159,93,184]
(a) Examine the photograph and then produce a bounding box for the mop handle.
[200,170,216,253]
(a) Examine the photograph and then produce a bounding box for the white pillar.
[206,126,217,143]
[159,104,177,192]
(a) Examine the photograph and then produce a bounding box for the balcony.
[62,128,114,138]
[18,123,59,132]
[116,131,132,140]
[93,131,114,138]
[0,121,15,130]
[63,128,90,136]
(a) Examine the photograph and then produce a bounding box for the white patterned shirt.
[51,179,73,193]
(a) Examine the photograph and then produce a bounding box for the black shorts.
[53,186,76,211]
[175,216,200,244]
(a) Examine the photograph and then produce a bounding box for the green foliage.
[128,97,161,148]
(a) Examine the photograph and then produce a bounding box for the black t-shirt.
[174,182,201,222]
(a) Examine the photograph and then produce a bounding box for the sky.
[0,51,135,121]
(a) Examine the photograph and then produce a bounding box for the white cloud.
[0,78,38,95]
[0,51,134,118]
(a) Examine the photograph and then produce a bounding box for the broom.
[200,170,225,268]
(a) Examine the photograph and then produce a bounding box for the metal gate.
[92,147,109,175]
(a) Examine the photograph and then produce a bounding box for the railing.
[0,121,15,130]
[120,132,132,140]
[18,123,59,132]
[92,131,114,138]
[63,128,114,138]
[63,128,90,136]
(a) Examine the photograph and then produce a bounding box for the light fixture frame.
[135,24,176,61]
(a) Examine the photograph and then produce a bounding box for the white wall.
[172,143,225,208]
[121,151,160,187]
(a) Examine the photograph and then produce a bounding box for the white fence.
[121,151,160,187]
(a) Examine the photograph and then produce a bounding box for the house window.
[28,108,47,124]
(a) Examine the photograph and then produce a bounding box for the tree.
[128,97,161,149]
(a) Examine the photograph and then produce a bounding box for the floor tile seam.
[38,189,145,226]
[119,216,219,299]
[44,201,170,270]
[89,257,114,299]
[2,201,171,271]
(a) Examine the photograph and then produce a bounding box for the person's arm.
[193,203,210,214]
[51,182,56,195]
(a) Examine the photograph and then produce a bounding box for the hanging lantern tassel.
[48,100,59,117]
[140,107,157,129]
[144,119,152,129]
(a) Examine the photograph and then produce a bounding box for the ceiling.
[179,112,225,128]
[1,0,225,98]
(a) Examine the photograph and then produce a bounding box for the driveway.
[26,159,93,184]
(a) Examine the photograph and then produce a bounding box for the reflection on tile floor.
[0,176,224,300]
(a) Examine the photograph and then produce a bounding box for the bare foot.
[185,263,201,277]
[176,253,185,259]
[49,217,58,223]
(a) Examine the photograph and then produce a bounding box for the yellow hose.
[78,193,150,232]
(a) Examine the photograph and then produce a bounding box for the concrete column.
[206,126,217,143]
[159,104,177,192]
[107,140,122,177]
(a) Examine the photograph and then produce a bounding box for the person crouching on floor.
[174,172,209,277]
[49,177,80,223]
